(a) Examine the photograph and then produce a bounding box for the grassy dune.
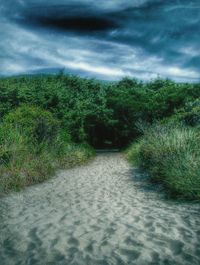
[126,124,200,200]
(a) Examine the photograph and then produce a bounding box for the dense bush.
[0,75,113,146]
[126,124,200,199]
[4,105,60,144]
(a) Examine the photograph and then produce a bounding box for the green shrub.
[4,105,60,144]
[173,99,200,127]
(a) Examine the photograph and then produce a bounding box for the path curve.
[0,153,200,265]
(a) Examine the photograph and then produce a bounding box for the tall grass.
[126,124,200,200]
[0,106,94,195]
[0,130,94,195]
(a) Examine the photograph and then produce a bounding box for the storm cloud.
[0,0,200,81]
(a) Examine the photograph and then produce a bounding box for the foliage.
[173,99,200,127]
[0,75,199,147]
[4,105,60,144]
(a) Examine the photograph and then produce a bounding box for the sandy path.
[0,153,200,265]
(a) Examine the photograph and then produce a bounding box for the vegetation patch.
[0,74,200,199]
[126,124,200,200]
[0,105,94,195]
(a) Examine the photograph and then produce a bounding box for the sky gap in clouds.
[0,0,200,81]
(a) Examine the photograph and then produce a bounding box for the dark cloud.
[0,0,200,81]
[20,15,118,32]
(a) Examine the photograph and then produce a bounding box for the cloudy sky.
[1,0,200,81]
